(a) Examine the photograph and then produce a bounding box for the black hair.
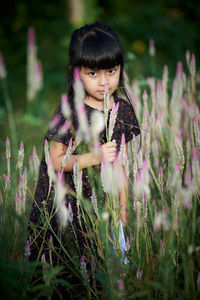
[67,22,124,99]
[66,22,140,145]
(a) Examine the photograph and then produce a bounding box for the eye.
[108,68,115,74]
[89,71,97,77]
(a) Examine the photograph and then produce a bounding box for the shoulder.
[115,96,131,107]
[115,96,136,121]
[114,95,140,137]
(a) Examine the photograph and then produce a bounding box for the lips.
[98,89,110,94]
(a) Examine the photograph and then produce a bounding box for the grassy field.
[0,29,200,299]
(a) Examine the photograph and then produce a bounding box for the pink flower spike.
[49,235,53,245]
[149,39,155,56]
[36,61,42,74]
[111,102,116,112]
[20,142,24,151]
[143,89,147,101]
[155,223,161,231]
[157,81,162,92]
[24,240,31,260]
[45,139,48,146]
[176,61,183,79]
[26,240,30,251]
[20,175,23,183]
[192,148,198,160]
[101,162,104,173]
[142,160,148,170]
[74,67,80,81]
[50,114,60,128]
[79,173,82,182]
[160,239,164,248]
[15,193,19,202]
[178,130,182,142]
[121,133,125,145]
[136,268,142,280]
[68,138,73,148]
[115,102,119,112]
[159,167,163,176]
[104,82,108,92]
[181,97,186,104]
[6,137,10,145]
[68,202,72,212]
[3,174,9,183]
[132,134,135,140]
[81,255,85,264]
[28,27,35,47]
[33,146,37,155]
[163,65,168,74]
[156,114,161,122]
[41,253,46,263]
[151,111,154,119]
[191,53,196,65]
[62,94,69,105]
[78,103,86,113]
[136,172,141,182]
[172,80,176,92]
[154,159,158,168]
[175,162,180,172]
[118,281,124,291]
[193,115,197,125]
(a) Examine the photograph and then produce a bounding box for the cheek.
[112,76,120,89]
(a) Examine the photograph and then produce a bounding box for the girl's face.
[80,65,120,103]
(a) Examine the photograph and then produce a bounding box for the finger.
[104,144,117,151]
[105,147,116,153]
[105,141,116,147]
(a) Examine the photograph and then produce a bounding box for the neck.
[84,95,114,111]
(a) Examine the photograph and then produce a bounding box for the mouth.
[98,89,111,94]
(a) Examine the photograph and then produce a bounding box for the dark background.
[0,0,199,154]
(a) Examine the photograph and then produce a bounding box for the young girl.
[28,22,140,296]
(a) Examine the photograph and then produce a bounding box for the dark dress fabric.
[28,96,140,295]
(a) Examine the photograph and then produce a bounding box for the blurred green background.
[0,0,199,159]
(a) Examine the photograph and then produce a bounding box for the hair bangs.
[77,31,123,70]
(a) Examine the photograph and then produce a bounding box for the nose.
[98,71,108,86]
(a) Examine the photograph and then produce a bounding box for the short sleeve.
[45,104,73,145]
[118,98,140,143]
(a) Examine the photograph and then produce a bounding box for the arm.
[49,140,117,172]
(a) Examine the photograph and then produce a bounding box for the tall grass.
[0,29,200,299]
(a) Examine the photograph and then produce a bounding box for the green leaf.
[162,127,171,140]
[44,265,63,281]
[54,278,73,289]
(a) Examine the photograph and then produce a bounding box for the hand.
[98,140,117,163]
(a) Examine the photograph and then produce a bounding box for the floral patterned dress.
[28,96,140,265]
